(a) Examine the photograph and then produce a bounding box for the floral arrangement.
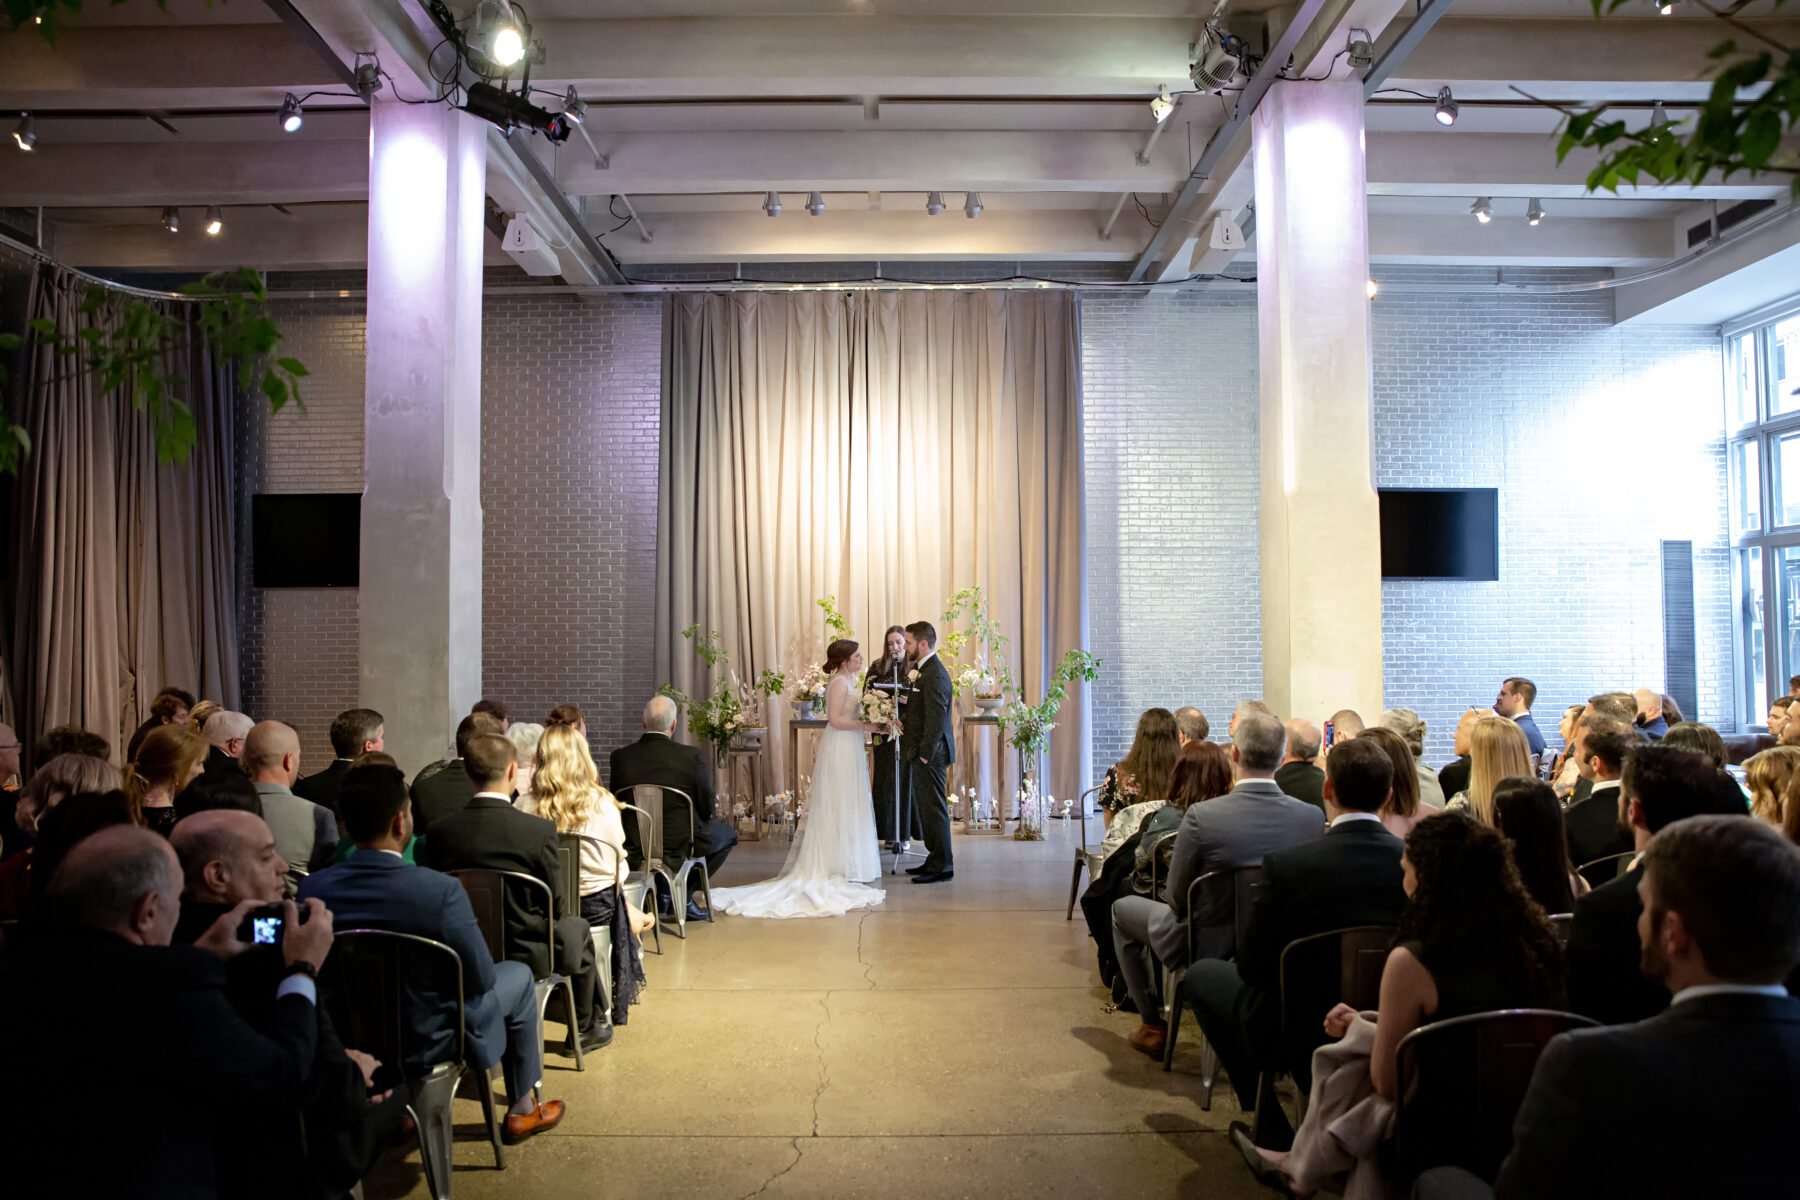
[658,625,787,761]
[1013,775,1051,841]
[941,586,1011,698]
[794,663,831,704]
[858,690,898,732]
[1002,648,1102,756]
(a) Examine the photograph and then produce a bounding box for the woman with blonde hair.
[519,723,649,1023]
[0,754,122,920]
[124,724,208,838]
[1445,716,1533,827]
[1744,746,1800,825]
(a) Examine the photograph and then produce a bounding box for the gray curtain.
[657,289,1089,806]
[8,264,240,763]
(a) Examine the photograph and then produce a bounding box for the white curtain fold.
[657,289,1089,806]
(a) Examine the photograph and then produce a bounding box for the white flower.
[907,669,920,682]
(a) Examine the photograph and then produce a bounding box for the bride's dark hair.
[824,639,860,674]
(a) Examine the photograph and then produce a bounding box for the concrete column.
[1253,78,1384,724]
[359,100,486,775]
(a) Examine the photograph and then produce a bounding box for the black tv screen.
[1379,488,1499,581]
[252,493,360,588]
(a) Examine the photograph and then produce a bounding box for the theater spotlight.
[1527,198,1546,227]
[1470,196,1492,224]
[205,206,224,236]
[561,86,587,126]
[807,191,826,217]
[1433,86,1459,127]
[763,191,782,217]
[12,113,35,151]
[473,0,527,68]
[463,82,572,143]
[161,207,181,233]
[278,93,303,133]
[926,192,945,216]
[964,191,983,219]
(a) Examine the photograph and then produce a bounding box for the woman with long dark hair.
[864,624,915,847]
[1098,707,1179,829]
[1492,776,1585,914]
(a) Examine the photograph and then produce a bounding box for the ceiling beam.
[1368,212,1669,266]
[1366,132,1793,201]
[0,140,368,207]
[0,24,343,111]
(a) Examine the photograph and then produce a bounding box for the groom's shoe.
[904,865,930,875]
[911,870,954,884]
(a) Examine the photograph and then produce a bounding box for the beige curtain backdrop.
[657,289,1089,808]
[8,264,240,764]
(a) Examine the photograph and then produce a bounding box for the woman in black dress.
[864,625,914,846]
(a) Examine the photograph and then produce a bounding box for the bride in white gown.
[711,639,889,919]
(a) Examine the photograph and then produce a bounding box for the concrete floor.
[364,822,1272,1200]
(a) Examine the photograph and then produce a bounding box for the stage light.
[964,191,983,219]
[1655,0,1676,14]
[561,86,586,126]
[464,82,572,143]
[926,191,945,216]
[1527,198,1546,227]
[278,94,303,133]
[161,207,180,233]
[12,113,35,151]
[473,0,527,68]
[1149,86,1174,124]
[1434,86,1458,127]
[807,191,825,217]
[204,205,224,235]
[1366,279,1379,299]
[763,191,782,217]
[1470,197,1492,224]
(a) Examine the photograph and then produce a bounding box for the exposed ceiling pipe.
[615,194,654,243]
[1362,0,1460,100]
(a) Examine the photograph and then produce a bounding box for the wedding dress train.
[710,724,886,919]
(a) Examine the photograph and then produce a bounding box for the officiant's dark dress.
[865,663,921,844]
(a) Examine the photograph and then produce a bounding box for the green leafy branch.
[1558,2,1798,195]
[1001,648,1101,756]
[941,585,1013,696]
[816,595,855,641]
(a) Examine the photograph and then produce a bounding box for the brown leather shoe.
[502,1099,566,1144]
[1127,1023,1167,1058]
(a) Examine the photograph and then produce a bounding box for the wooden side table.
[787,717,829,804]
[957,715,1011,832]
[724,747,764,841]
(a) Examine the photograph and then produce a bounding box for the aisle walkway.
[367,823,1267,1199]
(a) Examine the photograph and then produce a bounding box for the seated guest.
[299,764,567,1142]
[31,723,112,766]
[1564,716,1639,877]
[1379,708,1445,810]
[1114,729,1314,1057]
[1227,699,1273,740]
[1495,816,1800,1198]
[1494,677,1547,756]
[1493,777,1585,914]
[0,824,331,1196]
[472,697,510,728]
[1660,720,1729,772]
[187,699,222,730]
[520,725,651,1026]
[243,720,337,890]
[170,810,409,1198]
[0,755,120,921]
[1183,738,1406,1148]
[1234,814,1565,1190]
[126,685,195,762]
[1437,709,1487,800]
[294,707,384,815]
[20,790,139,916]
[1743,747,1800,826]
[410,711,503,838]
[177,710,261,818]
[1445,715,1532,826]
[1361,726,1433,839]
[1770,696,1794,739]
[1174,706,1210,747]
[422,732,615,1049]
[508,721,546,798]
[1549,704,1586,799]
[611,696,735,917]
[1096,707,1179,831]
[546,703,587,735]
[1633,689,1669,740]
[1782,718,1800,749]
[125,723,209,837]
[200,710,253,777]
[1326,708,1365,744]
[1273,719,1325,810]
[1567,744,1747,1025]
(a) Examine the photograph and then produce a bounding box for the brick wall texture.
[238,263,1732,777]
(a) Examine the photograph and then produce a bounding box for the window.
[1728,302,1800,726]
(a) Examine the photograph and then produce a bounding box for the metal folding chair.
[1066,783,1106,920]
[1576,850,1634,885]
[622,784,713,938]
[321,929,507,1199]
[555,833,616,1020]
[449,868,584,1072]
[1163,865,1263,1093]
[1547,912,1574,946]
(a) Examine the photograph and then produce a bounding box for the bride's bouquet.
[859,690,899,735]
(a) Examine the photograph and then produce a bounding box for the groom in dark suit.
[901,621,956,883]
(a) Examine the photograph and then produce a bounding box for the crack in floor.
[810,992,831,1137]
[736,1136,803,1200]
[855,910,877,990]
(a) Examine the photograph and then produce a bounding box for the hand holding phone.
[1322,720,1337,754]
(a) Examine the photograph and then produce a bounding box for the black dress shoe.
[911,870,953,884]
[685,900,708,922]
[578,1020,614,1053]
[904,865,930,875]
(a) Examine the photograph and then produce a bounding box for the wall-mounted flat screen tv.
[1378,488,1499,581]
[252,493,360,588]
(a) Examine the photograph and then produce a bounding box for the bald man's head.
[172,809,287,906]
[242,721,300,785]
[643,695,678,734]
[48,825,183,945]
[1634,689,1664,722]
[1283,718,1322,763]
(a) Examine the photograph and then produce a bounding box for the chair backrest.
[1278,924,1397,1038]
[1394,1008,1598,1186]
[623,784,696,862]
[1076,783,1104,853]
[555,834,584,915]
[322,929,467,1077]
[1183,864,1265,962]
[447,868,556,976]
[1576,850,1633,885]
[1547,912,1574,946]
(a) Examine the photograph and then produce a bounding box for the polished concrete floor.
[365,821,1271,1199]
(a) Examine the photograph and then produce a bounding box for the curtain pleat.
[656,289,1089,809]
[8,266,240,764]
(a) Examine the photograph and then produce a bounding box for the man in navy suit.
[1494,677,1546,757]
[299,763,567,1144]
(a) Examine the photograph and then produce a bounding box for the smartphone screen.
[1322,720,1336,753]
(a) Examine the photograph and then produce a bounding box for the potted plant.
[941,586,1012,711]
[1001,648,1101,816]
[792,664,830,720]
[658,626,784,762]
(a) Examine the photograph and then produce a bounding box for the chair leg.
[1067,852,1085,920]
[695,861,714,923]
[474,1063,507,1170]
[668,864,693,939]
[560,975,585,1071]
[590,928,614,1023]
[1161,966,1184,1074]
[409,1068,459,1200]
[1199,1042,1220,1111]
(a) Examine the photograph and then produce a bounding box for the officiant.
[866,625,920,848]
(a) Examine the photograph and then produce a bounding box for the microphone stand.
[874,659,920,876]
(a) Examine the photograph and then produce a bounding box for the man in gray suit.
[1113,712,1326,1058]
[243,721,337,892]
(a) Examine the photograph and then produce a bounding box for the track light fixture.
[1470,197,1492,224]
[806,191,825,217]
[1650,100,1669,136]
[763,191,782,217]
[12,112,35,151]
[1149,86,1174,124]
[964,191,983,219]
[472,0,527,69]
[463,82,572,143]
[161,207,180,233]
[1527,198,1546,227]
[353,60,383,102]
[278,93,303,133]
[926,191,945,216]
[1433,86,1459,127]
[561,86,586,126]
[205,205,224,236]
[1655,0,1677,14]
